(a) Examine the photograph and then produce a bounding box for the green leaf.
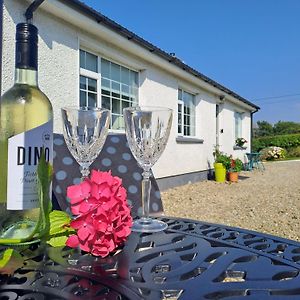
[36,149,53,239]
[37,149,53,215]
[47,235,69,247]
[49,210,72,236]
[47,246,75,266]
[46,210,75,248]
[0,249,24,275]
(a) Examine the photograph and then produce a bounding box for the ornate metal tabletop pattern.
[1,217,300,299]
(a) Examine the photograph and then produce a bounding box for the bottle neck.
[15,68,38,86]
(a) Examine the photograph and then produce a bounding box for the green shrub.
[286,146,300,158]
[229,158,243,172]
[252,133,300,152]
[214,153,231,170]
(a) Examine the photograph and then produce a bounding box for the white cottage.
[0,0,259,189]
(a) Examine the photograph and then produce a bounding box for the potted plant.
[235,137,247,148]
[227,157,243,182]
[213,147,230,182]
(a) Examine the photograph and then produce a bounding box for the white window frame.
[79,48,139,132]
[177,100,184,135]
[177,88,196,137]
[234,112,243,140]
[79,50,101,107]
[99,57,139,132]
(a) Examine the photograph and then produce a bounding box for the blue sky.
[82,0,300,124]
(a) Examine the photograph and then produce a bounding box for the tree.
[255,121,273,137]
[273,121,300,135]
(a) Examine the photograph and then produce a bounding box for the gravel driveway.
[161,160,300,241]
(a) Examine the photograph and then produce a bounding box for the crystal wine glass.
[123,106,173,232]
[61,106,110,179]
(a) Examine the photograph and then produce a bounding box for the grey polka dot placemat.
[52,133,164,217]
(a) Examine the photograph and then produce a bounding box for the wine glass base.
[131,218,168,233]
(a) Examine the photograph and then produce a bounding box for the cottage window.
[79,76,97,107]
[79,49,138,130]
[79,50,100,108]
[178,89,195,136]
[80,49,98,72]
[234,112,243,139]
[101,58,138,130]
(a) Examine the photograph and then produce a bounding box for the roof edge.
[60,0,260,111]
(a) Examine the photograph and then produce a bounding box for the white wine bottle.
[0,23,53,243]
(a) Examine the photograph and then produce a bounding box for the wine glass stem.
[141,169,151,221]
[80,165,90,180]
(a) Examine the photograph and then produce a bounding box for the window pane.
[184,126,190,136]
[102,89,110,96]
[178,114,182,125]
[88,78,97,92]
[178,114,182,133]
[184,115,191,126]
[235,112,242,138]
[184,92,192,105]
[112,82,120,93]
[101,78,110,89]
[121,67,130,85]
[80,76,86,90]
[102,96,110,109]
[111,62,120,82]
[178,89,182,100]
[80,91,86,107]
[130,70,138,88]
[235,122,239,138]
[122,94,130,100]
[178,104,182,113]
[184,106,190,115]
[88,93,97,107]
[121,84,130,95]
[99,59,138,129]
[132,87,138,100]
[86,52,97,72]
[178,89,195,136]
[101,59,110,78]
[112,92,120,99]
[112,99,121,114]
[122,100,130,110]
[112,114,123,130]
[80,50,85,69]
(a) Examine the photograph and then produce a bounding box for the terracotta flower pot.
[228,172,238,182]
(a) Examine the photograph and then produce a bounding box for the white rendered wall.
[2,0,79,133]
[218,101,251,164]
[2,0,254,179]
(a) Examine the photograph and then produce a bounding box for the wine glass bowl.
[61,106,110,179]
[124,106,173,232]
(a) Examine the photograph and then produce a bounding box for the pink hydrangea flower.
[66,170,133,257]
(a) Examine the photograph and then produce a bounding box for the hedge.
[252,133,300,152]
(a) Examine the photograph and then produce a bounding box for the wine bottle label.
[7,120,53,210]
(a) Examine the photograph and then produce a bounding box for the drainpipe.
[0,0,3,96]
[25,0,45,22]
[250,109,259,152]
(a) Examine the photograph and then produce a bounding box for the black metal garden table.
[1,216,300,299]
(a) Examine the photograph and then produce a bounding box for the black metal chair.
[52,133,164,217]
